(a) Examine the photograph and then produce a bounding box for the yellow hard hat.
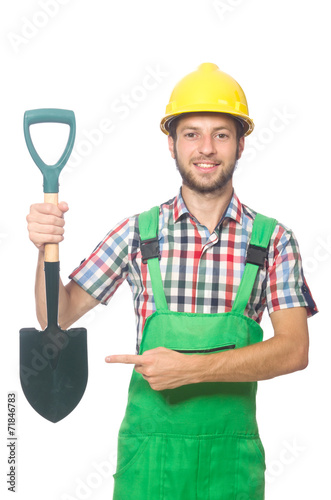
[160,62,254,136]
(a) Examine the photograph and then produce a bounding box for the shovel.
[20,108,88,423]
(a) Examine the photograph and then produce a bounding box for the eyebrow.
[180,126,232,132]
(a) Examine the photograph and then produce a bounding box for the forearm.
[192,334,308,383]
[106,310,309,390]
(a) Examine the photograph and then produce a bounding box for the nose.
[198,134,217,156]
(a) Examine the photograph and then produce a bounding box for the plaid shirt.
[69,190,317,354]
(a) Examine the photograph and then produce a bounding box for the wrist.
[37,248,45,262]
[188,354,212,384]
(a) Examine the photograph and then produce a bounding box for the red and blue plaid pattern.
[69,190,317,354]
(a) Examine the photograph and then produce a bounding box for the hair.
[167,113,245,145]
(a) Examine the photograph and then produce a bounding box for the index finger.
[105,354,143,364]
[30,202,65,218]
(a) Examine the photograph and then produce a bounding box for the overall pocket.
[172,343,236,354]
[113,434,151,480]
[235,436,266,499]
[208,435,265,500]
[112,434,164,500]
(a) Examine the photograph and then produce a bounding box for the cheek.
[176,141,195,160]
[221,143,238,160]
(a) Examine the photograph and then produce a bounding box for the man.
[27,63,317,499]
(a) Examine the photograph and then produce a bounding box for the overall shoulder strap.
[231,213,278,315]
[138,206,168,312]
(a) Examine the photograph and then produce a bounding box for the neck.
[181,182,233,233]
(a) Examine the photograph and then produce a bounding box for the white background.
[0,1,329,499]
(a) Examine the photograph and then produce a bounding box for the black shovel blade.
[19,325,88,423]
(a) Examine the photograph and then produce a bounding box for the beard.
[174,144,239,194]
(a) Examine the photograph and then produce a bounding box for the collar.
[173,188,243,227]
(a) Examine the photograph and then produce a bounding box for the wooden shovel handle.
[44,193,59,262]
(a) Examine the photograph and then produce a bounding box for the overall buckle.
[246,244,268,269]
[140,237,160,264]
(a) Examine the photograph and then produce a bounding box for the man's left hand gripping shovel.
[20,108,88,423]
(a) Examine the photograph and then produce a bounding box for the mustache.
[190,157,221,163]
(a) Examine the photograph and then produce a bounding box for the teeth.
[196,163,216,168]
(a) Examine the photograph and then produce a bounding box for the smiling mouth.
[193,162,220,170]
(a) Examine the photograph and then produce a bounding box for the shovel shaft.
[44,193,59,262]
[45,261,59,328]
[44,193,60,327]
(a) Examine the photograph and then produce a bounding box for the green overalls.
[112,207,277,500]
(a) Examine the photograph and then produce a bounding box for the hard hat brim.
[160,109,254,136]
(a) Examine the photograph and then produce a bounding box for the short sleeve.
[266,224,318,318]
[69,217,131,305]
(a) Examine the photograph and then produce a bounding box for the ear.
[237,136,245,159]
[168,135,176,159]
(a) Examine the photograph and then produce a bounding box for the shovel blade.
[19,326,88,423]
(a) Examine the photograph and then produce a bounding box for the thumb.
[58,201,69,213]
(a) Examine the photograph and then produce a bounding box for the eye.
[184,132,197,138]
[216,133,228,139]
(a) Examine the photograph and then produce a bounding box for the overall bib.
[113,207,277,500]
